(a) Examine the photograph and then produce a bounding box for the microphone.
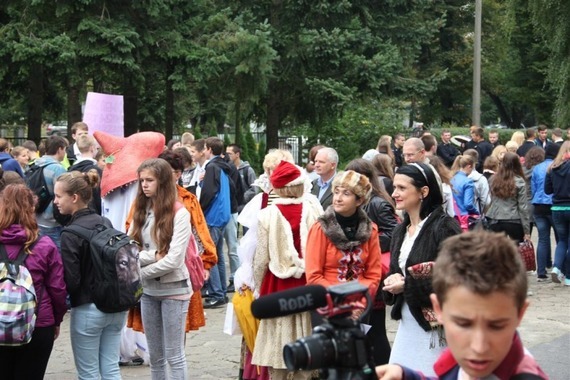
[251,285,328,319]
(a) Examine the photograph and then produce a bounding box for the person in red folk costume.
[251,160,324,380]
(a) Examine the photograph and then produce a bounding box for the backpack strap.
[511,373,544,380]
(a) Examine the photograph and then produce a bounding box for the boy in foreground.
[376,231,548,380]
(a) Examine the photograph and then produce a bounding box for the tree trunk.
[27,63,43,143]
[266,81,280,150]
[486,91,512,127]
[123,76,138,136]
[165,61,174,141]
[67,80,83,135]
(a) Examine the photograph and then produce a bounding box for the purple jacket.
[0,225,67,327]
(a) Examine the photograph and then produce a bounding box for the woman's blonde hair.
[505,141,519,153]
[491,145,507,161]
[273,184,304,199]
[263,149,294,175]
[510,131,525,147]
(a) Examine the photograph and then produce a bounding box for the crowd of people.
[0,122,567,380]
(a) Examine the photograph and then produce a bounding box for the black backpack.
[25,162,71,225]
[25,163,55,214]
[63,223,143,313]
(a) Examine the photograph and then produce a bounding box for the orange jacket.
[305,221,382,298]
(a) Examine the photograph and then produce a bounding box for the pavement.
[44,233,570,379]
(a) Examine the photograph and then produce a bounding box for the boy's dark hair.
[433,231,528,311]
[191,138,206,151]
[173,147,193,166]
[227,144,241,155]
[158,150,184,172]
[22,140,38,152]
[472,127,484,139]
[45,136,68,155]
[525,128,536,139]
[205,137,224,155]
[421,134,437,152]
[536,124,547,132]
[71,121,89,135]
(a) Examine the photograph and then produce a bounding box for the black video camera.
[282,282,377,380]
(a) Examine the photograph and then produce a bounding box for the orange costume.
[305,207,382,298]
[126,185,217,332]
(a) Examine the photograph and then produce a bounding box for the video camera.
[251,281,377,380]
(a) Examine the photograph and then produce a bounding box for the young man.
[65,122,89,168]
[200,137,240,308]
[392,133,405,168]
[534,125,550,149]
[469,127,493,172]
[68,134,102,215]
[517,128,538,158]
[226,143,257,206]
[436,130,460,167]
[488,129,500,148]
[33,135,69,251]
[376,231,547,380]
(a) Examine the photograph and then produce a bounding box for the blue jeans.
[207,225,227,300]
[552,210,570,276]
[223,213,240,280]
[70,303,126,380]
[534,213,556,276]
[39,225,62,253]
[140,295,189,380]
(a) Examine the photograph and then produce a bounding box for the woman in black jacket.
[56,170,127,380]
[345,158,398,365]
[382,163,461,376]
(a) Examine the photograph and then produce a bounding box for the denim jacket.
[531,159,553,205]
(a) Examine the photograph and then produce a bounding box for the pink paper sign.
[83,92,124,137]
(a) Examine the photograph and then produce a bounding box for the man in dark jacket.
[517,128,538,158]
[469,127,493,173]
[68,135,102,215]
[436,129,460,167]
[201,137,242,308]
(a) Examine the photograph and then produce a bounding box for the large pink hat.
[94,131,165,197]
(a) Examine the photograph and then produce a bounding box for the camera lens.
[283,333,337,371]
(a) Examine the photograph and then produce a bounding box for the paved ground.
[45,233,570,379]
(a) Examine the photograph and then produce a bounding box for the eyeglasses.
[403,150,421,158]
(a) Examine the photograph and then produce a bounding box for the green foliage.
[223,132,231,147]
[244,129,259,171]
[207,125,218,137]
[256,139,266,173]
[290,99,407,165]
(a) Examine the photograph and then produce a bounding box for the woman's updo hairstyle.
[56,170,100,203]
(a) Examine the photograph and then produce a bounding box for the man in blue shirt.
[310,147,338,210]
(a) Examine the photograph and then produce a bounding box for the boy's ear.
[430,293,444,324]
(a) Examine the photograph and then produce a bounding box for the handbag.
[185,233,206,292]
[518,240,536,272]
[174,202,206,292]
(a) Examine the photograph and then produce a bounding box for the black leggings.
[368,308,391,365]
[0,326,56,380]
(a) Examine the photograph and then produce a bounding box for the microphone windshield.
[251,285,328,319]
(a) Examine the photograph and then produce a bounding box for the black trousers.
[489,220,525,243]
[368,307,391,365]
[0,326,56,380]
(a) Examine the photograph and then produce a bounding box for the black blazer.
[311,177,334,210]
